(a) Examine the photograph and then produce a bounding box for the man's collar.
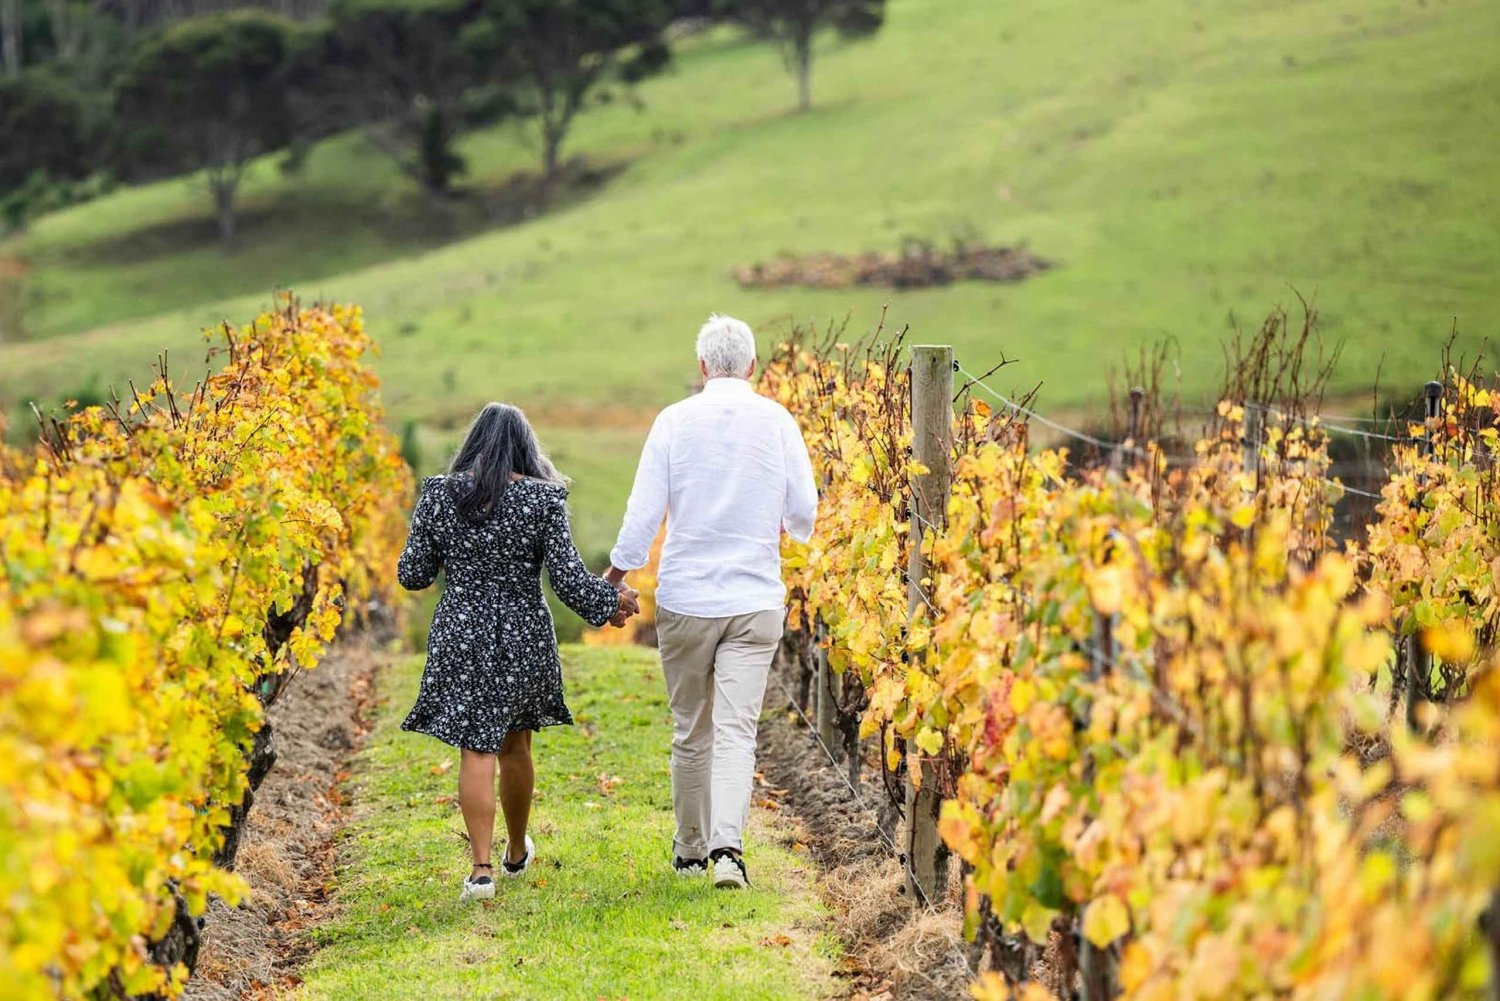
[701,377,753,394]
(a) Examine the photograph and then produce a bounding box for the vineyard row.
[758,316,1500,1000]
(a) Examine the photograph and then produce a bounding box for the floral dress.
[396,475,621,752]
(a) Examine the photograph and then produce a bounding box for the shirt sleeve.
[780,411,818,543]
[542,493,622,628]
[609,412,671,571]
[397,478,444,591]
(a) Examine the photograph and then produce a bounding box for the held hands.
[610,580,641,629]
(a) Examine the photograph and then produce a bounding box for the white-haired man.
[606,315,818,889]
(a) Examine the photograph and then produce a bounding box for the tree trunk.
[211,175,239,247]
[0,0,22,78]
[44,0,83,61]
[794,25,813,112]
[541,120,564,199]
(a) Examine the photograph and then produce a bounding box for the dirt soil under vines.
[756,669,973,1000]
[185,640,388,1000]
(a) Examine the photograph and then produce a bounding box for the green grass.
[294,645,835,1001]
[3,0,1498,551]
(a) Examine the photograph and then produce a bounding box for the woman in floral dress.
[397,403,640,901]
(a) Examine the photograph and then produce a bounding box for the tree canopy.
[467,0,673,189]
[115,9,310,243]
[0,67,99,191]
[320,0,483,197]
[715,0,884,112]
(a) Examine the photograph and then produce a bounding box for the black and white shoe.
[459,863,495,902]
[709,848,748,889]
[673,855,708,877]
[500,835,535,878]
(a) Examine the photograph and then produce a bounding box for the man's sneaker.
[673,855,708,877]
[500,835,535,878]
[459,864,495,902]
[710,848,748,889]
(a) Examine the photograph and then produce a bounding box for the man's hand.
[610,585,641,628]
[604,565,628,587]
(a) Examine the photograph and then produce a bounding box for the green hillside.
[2,0,1497,556]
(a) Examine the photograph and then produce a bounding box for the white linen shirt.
[610,377,818,618]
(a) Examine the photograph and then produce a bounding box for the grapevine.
[0,299,410,999]
[767,316,1500,999]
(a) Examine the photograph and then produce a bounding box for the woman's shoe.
[460,863,495,902]
[501,835,535,877]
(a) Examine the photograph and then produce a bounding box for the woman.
[397,403,640,902]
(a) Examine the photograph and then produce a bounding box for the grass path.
[294,645,836,1000]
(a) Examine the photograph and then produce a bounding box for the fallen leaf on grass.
[429,760,453,775]
[597,773,624,795]
[760,934,793,948]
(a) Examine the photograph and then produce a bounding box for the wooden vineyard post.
[814,621,841,761]
[1109,386,1146,472]
[1080,606,1120,1000]
[1242,401,1263,483]
[904,344,953,904]
[1405,380,1443,731]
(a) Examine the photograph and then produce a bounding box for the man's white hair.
[696,314,757,378]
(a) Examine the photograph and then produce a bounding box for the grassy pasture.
[2,0,1497,555]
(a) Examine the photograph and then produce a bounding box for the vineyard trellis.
[764,311,1500,1000]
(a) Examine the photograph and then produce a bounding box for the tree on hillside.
[115,10,308,244]
[715,0,884,112]
[319,0,482,198]
[0,67,100,191]
[466,0,673,192]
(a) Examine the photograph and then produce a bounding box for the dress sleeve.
[542,492,622,628]
[397,478,445,591]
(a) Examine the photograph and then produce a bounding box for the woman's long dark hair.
[447,403,564,524]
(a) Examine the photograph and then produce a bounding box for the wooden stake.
[905,344,953,904]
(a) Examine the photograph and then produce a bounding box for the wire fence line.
[1243,401,1416,445]
[957,360,1435,454]
[948,361,1430,503]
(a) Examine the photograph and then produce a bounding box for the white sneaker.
[500,835,535,878]
[459,866,495,902]
[710,849,748,889]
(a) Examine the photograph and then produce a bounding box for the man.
[606,315,818,889]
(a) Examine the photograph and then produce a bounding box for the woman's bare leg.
[496,730,534,864]
[458,748,497,879]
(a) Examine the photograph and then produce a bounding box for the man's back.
[610,377,817,618]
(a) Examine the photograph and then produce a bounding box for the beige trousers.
[656,607,784,857]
